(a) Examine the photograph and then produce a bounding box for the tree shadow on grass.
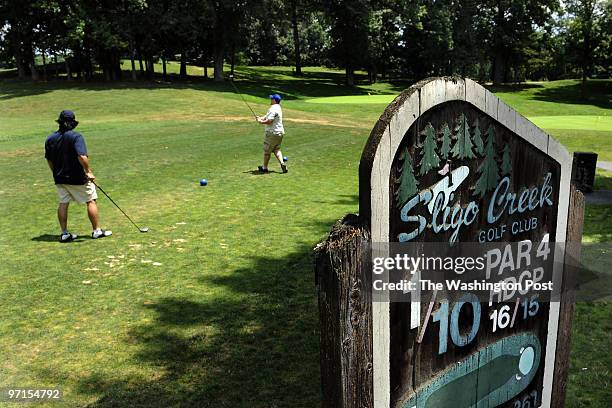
[312,194,359,206]
[0,66,408,102]
[530,80,611,110]
[77,240,329,408]
[486,80,611,110]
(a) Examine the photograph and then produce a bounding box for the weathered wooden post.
[315,77,583,408]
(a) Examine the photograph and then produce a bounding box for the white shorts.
[56,182,98,204]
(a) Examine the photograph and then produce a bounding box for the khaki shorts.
[56,182,98,204]
[263,133,283,154]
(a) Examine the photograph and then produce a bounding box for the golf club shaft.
[229,77,258,119]
[93,182,143,231]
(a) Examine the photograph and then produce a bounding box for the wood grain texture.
[550,185,585,408]
[315,214,374,408]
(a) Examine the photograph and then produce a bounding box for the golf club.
[93,182,149,233]
[229,74,258,119]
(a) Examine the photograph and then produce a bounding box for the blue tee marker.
[199,179,208,186]
[283,156,288,162]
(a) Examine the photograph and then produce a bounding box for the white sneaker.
[60,232,77,243]
[92,229,112,239]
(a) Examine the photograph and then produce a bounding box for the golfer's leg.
[87,200,100,230]
[263,153,271,169]
[274,150,284,164]
[58,203,69,232]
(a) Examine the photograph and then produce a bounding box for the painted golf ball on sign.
[199,179,208,186]
[283,156,288,162]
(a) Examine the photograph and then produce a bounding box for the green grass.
[0,70,610,407]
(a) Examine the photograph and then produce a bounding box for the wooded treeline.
[0,0,609,85]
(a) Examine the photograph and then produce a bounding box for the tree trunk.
[492,51,505,85]
[214,46,224,82]
[65,58,72,80]
[29,58,39,81]
[130,41,137,81]
[74,47,82,80]
[346,65,354,86]
[230,43,235,76]
[180,51,187,79]
[162,56,167,79]
[16,57,26,79]
[492,0,505,84]
[146,56,155,80]
[104,62,111,81]
[368,63,377,84]
[291,0,302,76]
[42,52,47,81]
[114,53,122,80]
[137,47,144,77]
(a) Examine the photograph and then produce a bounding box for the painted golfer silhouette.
[402,332,541,408]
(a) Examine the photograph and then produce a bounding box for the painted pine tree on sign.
[440,123,452,160]
[419,123,440,176]
[474,126,500,198]
[396,148,418,208]
[473,118,484,156]
[451,114,475,160]
[501,145,512,176]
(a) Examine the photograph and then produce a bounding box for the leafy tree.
[451,114,475,160]
[474,126,500,198]
[396,148,418,208]
[476,0,560,84]
[327,0,371,85]
[419,123,440,176]
[565,0,608,95]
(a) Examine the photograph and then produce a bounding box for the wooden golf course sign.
[315,77,584,408]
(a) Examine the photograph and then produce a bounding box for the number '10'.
[432,293,481,354]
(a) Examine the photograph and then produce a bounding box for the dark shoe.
[258,166,269,173]
[92,229,112,239]
[60,232,77,243]
[281,164,288,173]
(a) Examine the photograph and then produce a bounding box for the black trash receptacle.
[572,152,598,193]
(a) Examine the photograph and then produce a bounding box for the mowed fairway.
[0,69,610,407]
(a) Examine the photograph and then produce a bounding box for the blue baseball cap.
[269,93,282,103]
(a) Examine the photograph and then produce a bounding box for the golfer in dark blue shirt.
[45,110,112,242]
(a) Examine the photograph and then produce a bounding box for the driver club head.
[139,227,150,233]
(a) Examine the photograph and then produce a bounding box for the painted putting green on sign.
[401,332,542,408]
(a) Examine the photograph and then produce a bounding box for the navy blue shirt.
[44,130,88,185]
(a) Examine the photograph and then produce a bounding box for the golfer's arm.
[78,155,92,173]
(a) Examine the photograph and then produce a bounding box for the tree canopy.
[0,0,609,83]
